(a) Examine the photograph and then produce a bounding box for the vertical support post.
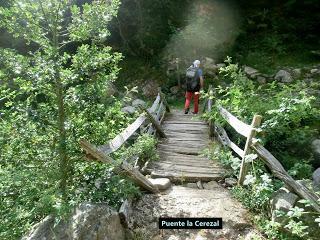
[207,85,214,138]
[238,115,262,185]
[139,106,167,138]
[158,87,170,113]
[176,58,181,88]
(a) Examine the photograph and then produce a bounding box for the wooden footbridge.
[146,109,224,182]
[80,87,320,213]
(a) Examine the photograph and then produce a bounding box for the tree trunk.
[56,75,68,197]
[52,21,69,198]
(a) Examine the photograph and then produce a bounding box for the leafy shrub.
[203,58,320,239]
[119,134,159,166]
[232,173,275,212]
[204,57,319,174]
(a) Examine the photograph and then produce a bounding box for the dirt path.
[129,183,261,240]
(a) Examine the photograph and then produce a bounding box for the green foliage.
[0,1,143,239]
[72,163,140,206]
[232,173,275,212]
[288,162,313,179]
[218,149,241,176]
[69,0,120,42]
[204,58,319,173]
[120,134,159,165]
[204,58,320,239]
[233,1,320,73]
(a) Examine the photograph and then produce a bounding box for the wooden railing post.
[238,115,262,185]
[207,85,214,138]
[158,87,170,113]
[176,58,181,88]
[139,105,167,138]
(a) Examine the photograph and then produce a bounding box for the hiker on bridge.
[184,60,204,114]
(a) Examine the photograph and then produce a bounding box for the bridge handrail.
[206,84,320,213]
[79,88,170,193]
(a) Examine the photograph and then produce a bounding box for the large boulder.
[121,106,136,114]
[310,68,320,75]
[225,178,237,187]
[270,187,299,223]
[202,57,219,76]
[203,57,215,65]
[22,216,55,240]
[312,168,320,191]
[257,76,266,84]
[132,99,147,108]
[292,68,302,79]
[142,80,159,97]
[148,178,171,191]
[203,181,220,190]
[274,70,293,83]
[243,66,259,78]
[216,63,226,68]
[311,139,320,167]
[22,203,126,240]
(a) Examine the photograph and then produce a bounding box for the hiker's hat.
[193,60,200,68]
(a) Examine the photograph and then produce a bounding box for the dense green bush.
[204,57,319,176]
[204,58,320,239]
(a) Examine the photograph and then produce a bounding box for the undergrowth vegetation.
[204,58,320,239]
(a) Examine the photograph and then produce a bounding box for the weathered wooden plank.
[165,115,201,119]
[149,163,222,172]
[163,125,208,130]
[80,139,115,163]
[164,121,207,125]
[80,139,159,193]
[252,143,320,213]
[151,170,223,182]
[140,106,167,138]
[161,139,209,144]
[157,149,205,157]
[164,122,208,126]
[151,163,223,173]
[158,141,207,147]
[149,94,161,113]
[153,160,215,168]
[119,161,159,193]
[159,108,166,124]
[98,115,147,155]
[157,145,204,154]
[214,124,244,158]
[165,131,209,136]
[238,115,262,185]
[156,102,164,121]
[217,105,251,138]
[157,154,211,162]
[164,134,208,139]
[163,129,208,134]
[162,136,209,141]
[119,199,132,228]
[230,141,245,158]
[159,91,170,113]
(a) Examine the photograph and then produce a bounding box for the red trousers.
[184,91,199,113]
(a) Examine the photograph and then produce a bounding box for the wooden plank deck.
[147,109,225,182]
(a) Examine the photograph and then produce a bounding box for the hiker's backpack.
[185,66,200,92]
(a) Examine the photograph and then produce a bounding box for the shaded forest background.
[1,0,320,80]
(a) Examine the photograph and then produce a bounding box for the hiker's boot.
[184,108,189,114]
